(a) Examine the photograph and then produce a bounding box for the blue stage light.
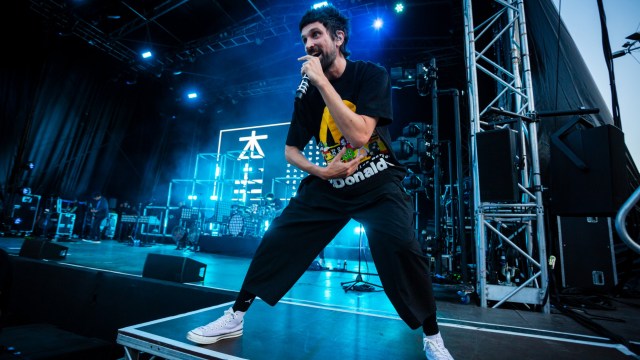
[312,1,328,9]
[141,51,152,59]
[187,92,198,99]
[373,18,384,30]
[394,3,404,13]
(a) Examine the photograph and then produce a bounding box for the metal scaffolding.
[464,0,550,313]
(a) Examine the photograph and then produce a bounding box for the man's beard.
[320,46,337,71]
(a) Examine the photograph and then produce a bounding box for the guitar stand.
[340,223,383,293]
[128,219,151,247]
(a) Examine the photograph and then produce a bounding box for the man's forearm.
[315,80,377,148]
[285,145,325,179]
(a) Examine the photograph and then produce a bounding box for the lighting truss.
[29,0,170,73]
[464,0,550,313]
[175,18,292,61]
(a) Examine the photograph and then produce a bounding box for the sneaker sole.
[186,329,243,345]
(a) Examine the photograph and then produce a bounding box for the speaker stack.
[550,124,630,292]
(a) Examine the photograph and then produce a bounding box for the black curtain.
[1,2,172,216]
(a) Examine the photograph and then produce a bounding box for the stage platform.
[1,237,639,359]
[117,299,638,360]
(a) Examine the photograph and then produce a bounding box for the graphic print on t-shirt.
[318,100,392,189]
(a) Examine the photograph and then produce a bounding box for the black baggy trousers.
[240,175,437,329]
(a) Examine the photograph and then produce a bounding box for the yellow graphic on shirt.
[318,100,389,165]
[319,100,356,146]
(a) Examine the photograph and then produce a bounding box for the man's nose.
[306,43,316,54]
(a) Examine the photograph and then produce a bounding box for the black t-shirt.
[287,60,405,192]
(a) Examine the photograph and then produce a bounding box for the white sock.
[424,332,445,346]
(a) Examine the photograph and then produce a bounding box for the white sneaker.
[187,307,244,345]
[423,333,454,360]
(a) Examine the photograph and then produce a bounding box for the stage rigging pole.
[464,0,550,313]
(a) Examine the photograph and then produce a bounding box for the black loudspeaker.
[476,128,519,202]
[550,124,628,215]
[557,216,617,291]
[142,253,206,283]
[11,195,41,233]
[19,239,68,260]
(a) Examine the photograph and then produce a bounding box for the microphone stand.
[340,223,383,293]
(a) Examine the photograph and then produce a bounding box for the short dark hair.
[91,191,101,198]
[299,4,350,57]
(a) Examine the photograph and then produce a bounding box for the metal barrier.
[615,186,640,254]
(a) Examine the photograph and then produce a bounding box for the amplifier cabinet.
[56,213,76,236]
[557,216,618,291]
[11,195,41,233]
[100,212,118,239]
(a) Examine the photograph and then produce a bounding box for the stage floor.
[119,299,637,360]
[1,237,639,359]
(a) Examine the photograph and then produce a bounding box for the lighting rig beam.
[112,0,189,41]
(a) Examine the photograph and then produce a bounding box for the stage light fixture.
[14,218,22,225]
[312,1,328,9]
[402,122,430,137]
[402,172,424,191]
[390,67,418,89]
[141,51,153,59]
[187,92,198,99]
[394,3,404,13]
[22,187,31,195]
[26,161,35,170]
[373,18,384,30]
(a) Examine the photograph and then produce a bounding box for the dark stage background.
[1,0,638,240]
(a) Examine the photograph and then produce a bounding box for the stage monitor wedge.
[19,238,68,260]
[142,253,206,283]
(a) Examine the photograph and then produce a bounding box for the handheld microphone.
[295,74,310,100]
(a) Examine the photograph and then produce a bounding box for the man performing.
[187,5,453,359]
[84,191,109,243]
